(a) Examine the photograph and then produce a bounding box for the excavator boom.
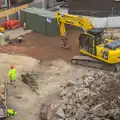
[56,12,100,48]
[56,12,94,31]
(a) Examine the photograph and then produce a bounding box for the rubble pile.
[102,32,120,40]
[4,34,24,44]
[0,84,5,104]
[59,71,120,120]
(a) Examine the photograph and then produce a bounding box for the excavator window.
[87,28,104,37]
[79,34,95,54]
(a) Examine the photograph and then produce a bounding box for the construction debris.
[57,71,120,120]
[21,72,39,95]
[4,34,24,44]
[0,84,5,104]
[40,104,61,120]
[0,33,7,46]
[102,32,120,40]
[0,83,7,118]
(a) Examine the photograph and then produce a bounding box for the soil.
[0,27,88,120]
[0,54,87,120]
[1,24,120,120]
[0,28,80,62]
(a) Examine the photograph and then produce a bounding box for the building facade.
[0,0,34,9]
[68,0,120,17]
[0,0,7,8]
[0,0,33,24]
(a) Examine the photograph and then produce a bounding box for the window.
[2,0,7,7]
[10,0,17,6]
[10,0,34,7]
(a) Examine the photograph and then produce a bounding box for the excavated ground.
[0,27,80,62]
[0,27,88,120]
[0,28,120,120]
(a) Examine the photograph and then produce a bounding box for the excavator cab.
[79,28,104,55]
[77,31,120,71]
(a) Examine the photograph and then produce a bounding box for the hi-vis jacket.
[9,69,16,80]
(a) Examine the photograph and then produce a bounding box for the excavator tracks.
[71,55,119,72]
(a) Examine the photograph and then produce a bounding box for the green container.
[20,7,59,36]
[25,12,47,35]
[46,17,59,36]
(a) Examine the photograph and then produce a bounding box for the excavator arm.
[56,12,100,48]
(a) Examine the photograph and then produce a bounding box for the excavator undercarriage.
[71,55,120,72]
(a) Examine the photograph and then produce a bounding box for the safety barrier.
[68,10,120,28]
[89,16,120,28]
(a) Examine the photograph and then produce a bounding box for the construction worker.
[8,66,16,87]
[7,109,17,117]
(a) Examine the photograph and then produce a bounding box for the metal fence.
[68,10,120,17]
[65,9,120,28]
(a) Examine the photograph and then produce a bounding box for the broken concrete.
[90,104,108,117]
[58,71,120,120]
[56,107,65,119]
[75,108,86,120]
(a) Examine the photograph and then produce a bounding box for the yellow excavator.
[56,12,120,71]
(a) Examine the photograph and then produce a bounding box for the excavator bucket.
[61,36,70,49]
[61,44,69,49]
